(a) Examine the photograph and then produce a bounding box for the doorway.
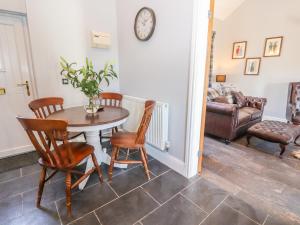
[0,12,36,158]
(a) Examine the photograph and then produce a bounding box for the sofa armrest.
[205,102,238,140]
[245,96,267,111]
[206,102,238,116]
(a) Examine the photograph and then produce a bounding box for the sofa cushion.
[207,88,220,101]
[240,107,262,120]
[232,91,246,108]
[213,96,229,104]
[238,110,251,126]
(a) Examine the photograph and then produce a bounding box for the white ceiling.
[214,0,247,20]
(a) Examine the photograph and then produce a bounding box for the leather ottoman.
[247,120,300,155]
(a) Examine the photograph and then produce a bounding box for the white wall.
[26,0,120,107]
[116,0,193,162]
[214,0,300,120]
[0,0,26,14]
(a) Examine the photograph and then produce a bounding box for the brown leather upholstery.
[286,82,300,125]
[292,113,300,124]
[238,110,251,126]
[205,96,267,141]
[240,107,262,120]
[248,121,300,145]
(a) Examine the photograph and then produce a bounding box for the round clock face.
[134,7,156,41]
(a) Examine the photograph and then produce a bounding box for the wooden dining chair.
[17,117,103,216]
[99,92,123,144]
[29,97,85,145]
[108,100,155,181]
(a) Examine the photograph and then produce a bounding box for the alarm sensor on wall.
[91,31,111,48]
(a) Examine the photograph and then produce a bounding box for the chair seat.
[39,142,93,169]
[111,132,143,148]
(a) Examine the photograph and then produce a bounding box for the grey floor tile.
[142,194,207,225]
[101,163,129,181]
[181,178,228,213]
[0,172,40,200]
[147,159,169,176]
[0,151,38,173]
[96,187,159,225]
[264,215,296,225]
[129,150,154,161]
[0,194,22,224]
[57,182,117,224]
[21,164,41,176]
[6,202,60,225]
[70,212,101,225]
[279,187,300,217]
[201,169,241,195]
[0,168,20,183]
[203,154,225,173]
[23,179,67,213]
[142,170,191,204]
[217,165,286,199]
[109,166,154,196]
[201,203,258,225]
[225,194,268,224]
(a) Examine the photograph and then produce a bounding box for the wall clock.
[134,7,156,41]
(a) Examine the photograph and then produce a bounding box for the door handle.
[17,80,30,96]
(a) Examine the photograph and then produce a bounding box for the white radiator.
[122,95,169,151]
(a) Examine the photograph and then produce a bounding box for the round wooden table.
[48,106,129,189]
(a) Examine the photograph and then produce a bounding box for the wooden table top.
[47,106,129,127]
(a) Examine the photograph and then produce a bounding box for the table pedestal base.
[78,130,127,190]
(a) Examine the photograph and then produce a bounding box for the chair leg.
[142,147,148,162]
[36,167,47,207]
[115,127,118,133]
[115,148,120,160]
[91,152,103,183]
[65,172,72,216]
[140,147,150,180]
[279,144,286,156]
[99,131,103,145]
[246,135,252,147]
[109,147,118,181]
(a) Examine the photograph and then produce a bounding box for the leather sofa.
[205,96,267,143]
[286,82,300,125]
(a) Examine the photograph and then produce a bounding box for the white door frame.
[184,0,212,178]
[0,12,38,158]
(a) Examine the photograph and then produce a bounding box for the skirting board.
[263,115,287,123]
[0,145,34,159]
[145,144,186,177]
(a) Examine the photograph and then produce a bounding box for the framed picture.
[263,36,283,57]
[232,41,247,59]
[244,58,261,75]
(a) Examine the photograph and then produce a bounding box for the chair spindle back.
[17,117,69,168]
[29,97,64,119]
[99,92,123,107]
[135,100,156,145]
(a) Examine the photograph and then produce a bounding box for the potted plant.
[60,57,117,114]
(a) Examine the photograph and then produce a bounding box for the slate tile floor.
[0,138,300,225]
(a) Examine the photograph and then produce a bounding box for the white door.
[0,13,36,158]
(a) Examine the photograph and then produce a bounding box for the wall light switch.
[91,31,111,48]
[62,79,69,85]
[0,87,6,95]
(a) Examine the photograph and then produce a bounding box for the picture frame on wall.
[244,58,261,75]
[232,41,247,59]
[263,36,283,57]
